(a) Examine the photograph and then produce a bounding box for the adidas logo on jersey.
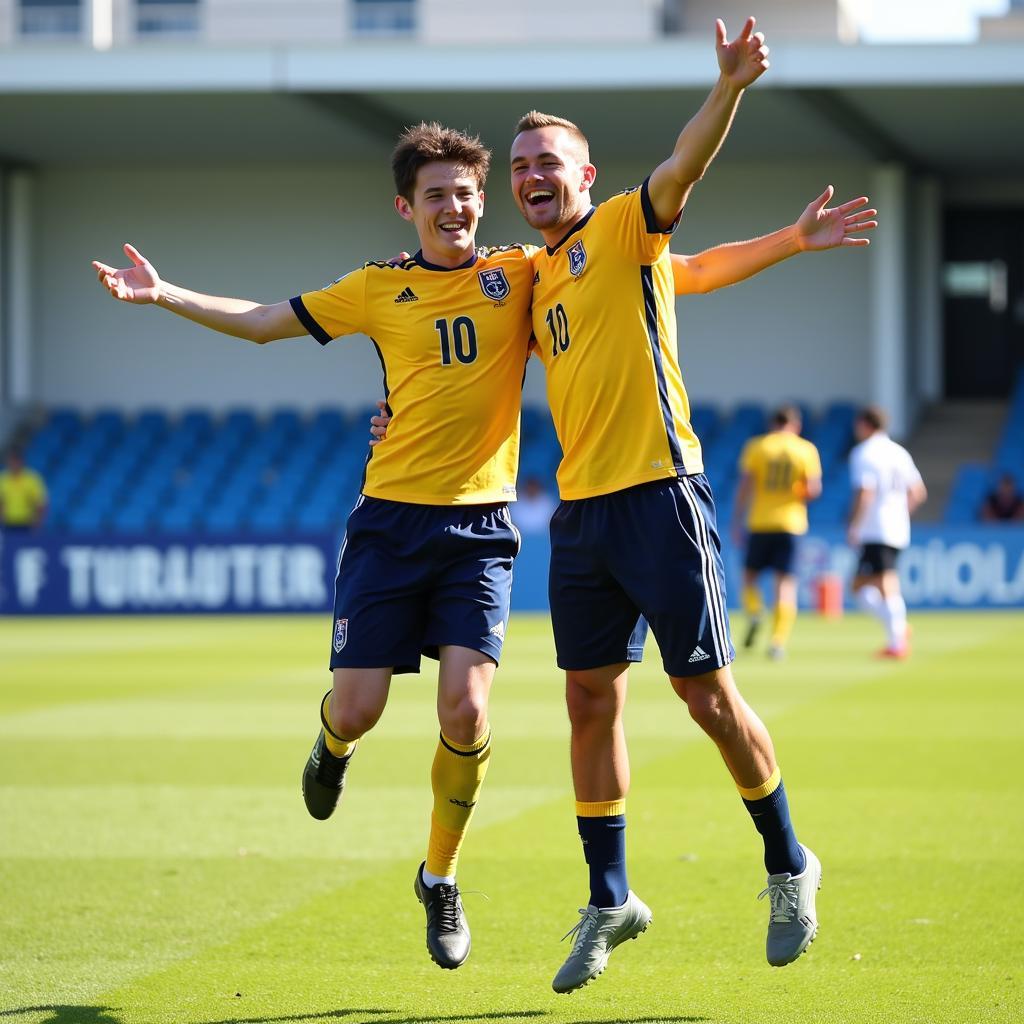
[688,645,711,663]
[394,287,419,303]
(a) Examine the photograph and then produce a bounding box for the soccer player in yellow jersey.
[92,123,535,970]
[733,406,822,660]
[506,18,863,990]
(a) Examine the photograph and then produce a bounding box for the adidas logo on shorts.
[394,287,419,303]
[489,621,506,640]
[688,645,711,664]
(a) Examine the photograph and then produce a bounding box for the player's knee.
[438,691,489,745]
[685,685,737,742]
[565,674,618,729]
[329,700,382,741]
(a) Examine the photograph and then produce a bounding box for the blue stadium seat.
[945,463,991,524]
[689,404,720,445]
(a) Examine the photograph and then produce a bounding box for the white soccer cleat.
[551,890,652,994]
[760,843,821,966]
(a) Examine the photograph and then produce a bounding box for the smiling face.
[395,160,484,268]
[509,126,596,246]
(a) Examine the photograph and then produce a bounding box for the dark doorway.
[943,208,1024,398]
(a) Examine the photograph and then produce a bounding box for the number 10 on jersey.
[435,316,478,365]
[546,304,570,357]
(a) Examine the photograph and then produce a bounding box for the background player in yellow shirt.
[506,17,874,991]
[92,123,534,971]
[733,406,823,660]
[0,448,48,531]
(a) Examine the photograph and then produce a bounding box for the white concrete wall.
[421,0,661,44]
[33,155,874,414]
[676,0,842,39]
[205,1,347,46]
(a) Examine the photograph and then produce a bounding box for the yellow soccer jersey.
[739,431,822,534]
[530,179,703,500]
[0,468,47,526]
[292,247,534,505]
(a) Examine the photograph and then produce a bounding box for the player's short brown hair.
[772,405,802,429]
[391,122,491,203]
[856,405,888,432]
[513,111,590,161]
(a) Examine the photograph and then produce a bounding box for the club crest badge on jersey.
[333,617,348,653]
[567,240,587,278]
[478,267,510,302]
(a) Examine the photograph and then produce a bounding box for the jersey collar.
[413,249,478,271]
[545,207,596,256]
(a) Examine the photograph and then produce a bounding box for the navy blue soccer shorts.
[548,474,735,678]
[329,495,520,675]
[744,531,798,575]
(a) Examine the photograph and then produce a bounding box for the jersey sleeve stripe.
[641,265,686,472]
[289,295,333,346]
[640,176,681,235]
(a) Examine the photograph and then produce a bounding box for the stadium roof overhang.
[1,38,1023,178]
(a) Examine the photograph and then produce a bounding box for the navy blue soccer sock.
[740,771,806,877]
[576,802,629,909]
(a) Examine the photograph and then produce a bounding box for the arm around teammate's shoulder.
[92,242,305,345]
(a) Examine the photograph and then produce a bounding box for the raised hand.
[716,17,770,90]
[796,186,878,252]
[91,243,163,304]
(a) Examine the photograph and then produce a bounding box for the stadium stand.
[21,379,1024,535]
[945,370,1024,524]
[13,399,882,536]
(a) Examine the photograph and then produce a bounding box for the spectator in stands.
[848,406,926,659]
[981,473,1024,522]
[512,475,557,534]
[0,447,48,532]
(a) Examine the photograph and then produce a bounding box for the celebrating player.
[733,405,823,660]
[848,406,927,657]
[368,20,875,989]
[92,123,534,971]
[509,17,826,992]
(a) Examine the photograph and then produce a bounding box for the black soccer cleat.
[301,729,351,821]
[413,862,471,970]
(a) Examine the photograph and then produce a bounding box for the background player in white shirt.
[848,406,927,657]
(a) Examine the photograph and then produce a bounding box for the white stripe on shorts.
[499,504,522,558]
[677,477,729,665]
[335,493,366,574]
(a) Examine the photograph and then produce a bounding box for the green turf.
[1,611,1021,1024]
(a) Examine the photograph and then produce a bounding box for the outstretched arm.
[648,17,769,229]
[671,186,877,295]
[92,243,305,345]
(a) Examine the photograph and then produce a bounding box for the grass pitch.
[1,611,1021,1024]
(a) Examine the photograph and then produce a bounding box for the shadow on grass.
[0,1007,704,1024]
[199,1012,705,1024]
[200,1012,548,1024]
[571,1018,707,1024]
[0,1008,122,1024]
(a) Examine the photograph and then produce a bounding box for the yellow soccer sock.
[320,691,357,759]
[743,584,764,620]
[771,602,797,648]
[426,727,492,879]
